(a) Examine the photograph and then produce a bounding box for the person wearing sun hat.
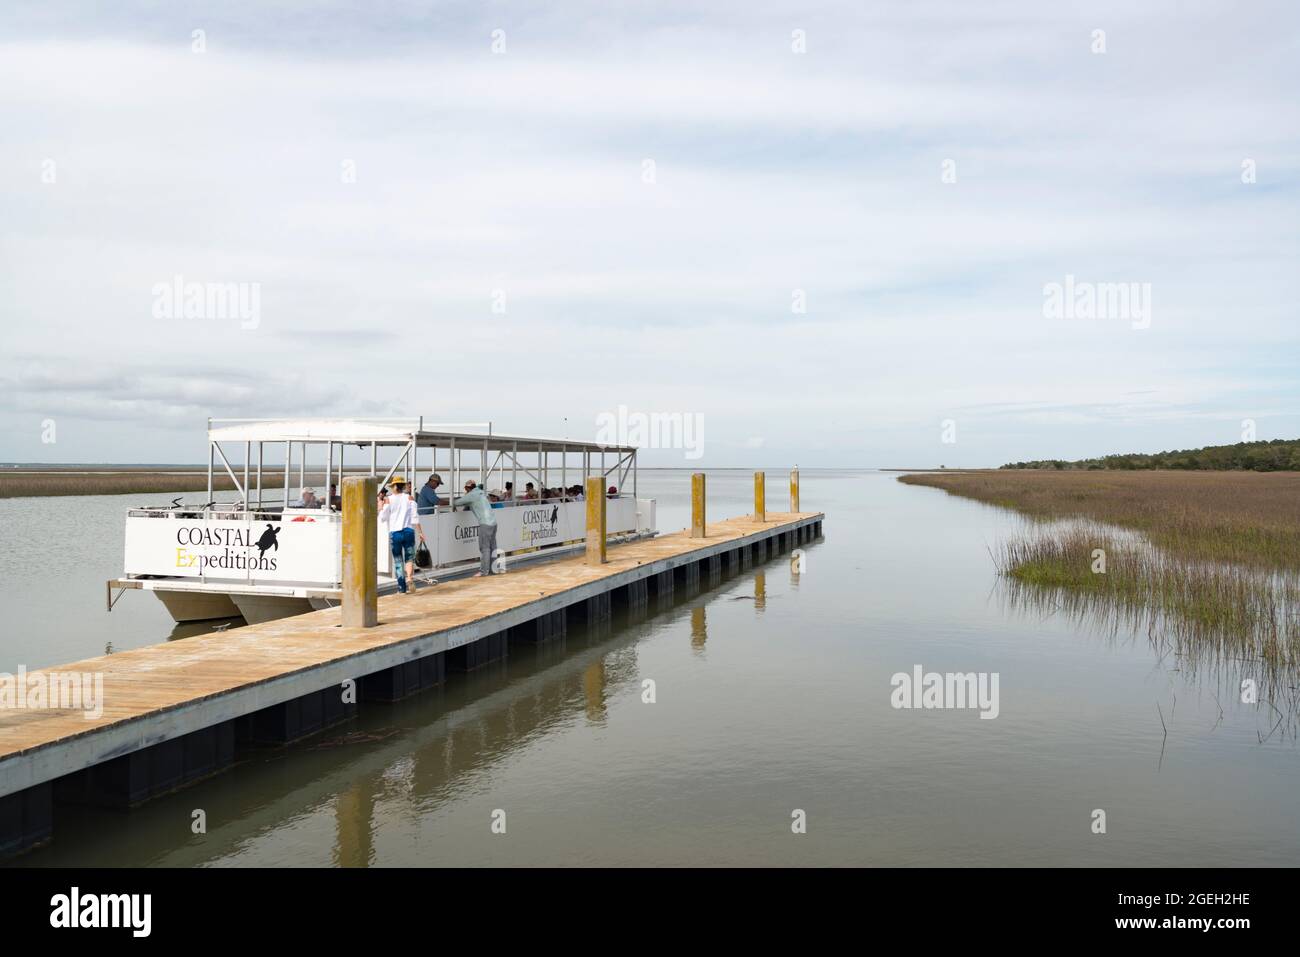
[379,477,422,593]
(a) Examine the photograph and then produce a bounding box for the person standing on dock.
[380,478,423,593]
[417,473,444,516]
[454,479,499,576]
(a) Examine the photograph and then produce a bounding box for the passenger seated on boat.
[504,482,514,500]
[607,485,618,499]
[523,483,538,500]
[292,487,320,508]
[327,484,342,510]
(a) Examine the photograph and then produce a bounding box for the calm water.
[5,469,1299,866]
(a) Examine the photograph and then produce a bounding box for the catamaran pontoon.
[107,418,656,625]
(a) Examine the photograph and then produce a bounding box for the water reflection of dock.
[0,511,822,858]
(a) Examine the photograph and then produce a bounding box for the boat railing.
[129,493,634,520]
[127,505,342,521]
[427,493,632,512]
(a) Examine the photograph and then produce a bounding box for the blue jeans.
[390,528,416,591]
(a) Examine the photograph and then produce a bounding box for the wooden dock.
[0,510,822,857]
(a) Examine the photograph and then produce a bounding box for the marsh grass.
[997,525,1299,664]
[900,470,1300,572]
[901,471,1300,729]
[996,528,1300,737]
[0,471,236,498]
[0,469,350,499]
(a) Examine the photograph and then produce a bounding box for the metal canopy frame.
[204,418,639,509]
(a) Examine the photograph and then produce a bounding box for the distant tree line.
[1001,438,1300,472]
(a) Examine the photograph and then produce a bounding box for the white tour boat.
[107,418,656,625]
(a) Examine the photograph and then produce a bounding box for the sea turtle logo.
[256,524,281,556]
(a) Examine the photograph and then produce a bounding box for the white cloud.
[0,0,1296,466]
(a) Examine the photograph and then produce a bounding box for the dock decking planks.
[0,512,821,790]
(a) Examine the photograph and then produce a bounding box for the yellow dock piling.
[341,476,378,628]
[691,472,706,538]
[790,467,800,513]
[585,476,607,565]
[754,471,766,523]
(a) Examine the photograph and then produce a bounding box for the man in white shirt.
[378,478,423,593]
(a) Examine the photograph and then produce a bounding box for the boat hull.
[229,594,316,625]
[153,589,242,623]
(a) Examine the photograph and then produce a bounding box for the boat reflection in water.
[168,617,245,642]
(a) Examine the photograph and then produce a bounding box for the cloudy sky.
[1,0,1296,467]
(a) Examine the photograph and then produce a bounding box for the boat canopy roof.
[207,418,637,454]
